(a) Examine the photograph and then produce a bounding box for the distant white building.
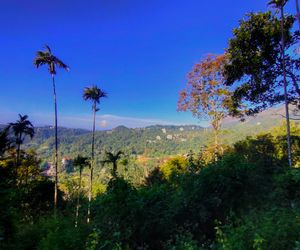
[166,134,173,140]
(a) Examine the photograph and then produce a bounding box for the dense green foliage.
[224,11,300,116]
[1,2,300,249]
[1,121,300,249]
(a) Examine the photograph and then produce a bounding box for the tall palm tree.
[102,151,123,178]
[8,114,34,165]
[73,154,90,227]
[83,85,107,223]
[34,45,69,210]
[269,0,292,166]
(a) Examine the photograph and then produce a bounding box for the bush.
[214,207,300,250]
[14,214,89,250]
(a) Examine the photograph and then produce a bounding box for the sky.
[0,0,297,129]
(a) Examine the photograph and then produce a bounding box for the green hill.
[10,105,295,162]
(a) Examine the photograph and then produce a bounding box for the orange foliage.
[178,54,232,160]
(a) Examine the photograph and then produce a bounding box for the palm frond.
[103,150,123,163]
[73,154,90,171]
[19,114,28,121]
[33,57,48,68]
[34,45,69,74]
[36,51,49,57]
[115,150,123,158]
[268,0,288,8]
[44,44,52,54]
[8,114,35,141]
[53,56,70,71]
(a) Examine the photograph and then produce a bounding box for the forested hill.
[26,124,205,159]
[2,105,293,160]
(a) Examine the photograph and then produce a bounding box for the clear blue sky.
[0,0,296,129]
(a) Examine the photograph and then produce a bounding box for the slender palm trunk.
[52,74,59,211]
[113,162,117,178]
[75,168,82,227]
[87,102,96,223]
[296,0,300,30]
[280,7,293,167]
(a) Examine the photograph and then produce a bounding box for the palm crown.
[34,45,69,75]
[73,155,90,171]
[103,151,123,164]
[102,151,123,177]
[9,114,34,144]
[268,0,288,8]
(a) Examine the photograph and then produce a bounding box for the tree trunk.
[212,116,222,162]
[296,0,300,30]
[52,74,59,211]
[213,127,219,162]
[113,162,117,177]
[75,168,82,227]
[280,6,293,167]
[87,102,96,223]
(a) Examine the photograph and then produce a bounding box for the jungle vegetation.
[1,1,300,249]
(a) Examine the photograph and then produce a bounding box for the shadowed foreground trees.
[1,120,300,249]
[223,11,300,166]
[88,132,300,249]
[34,45,69,210]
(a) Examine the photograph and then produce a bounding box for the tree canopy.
[178,54,235,158]
[224,12,300,116]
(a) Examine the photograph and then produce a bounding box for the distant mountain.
[2,105,298,160]
[33,126,90,144]
[223,105,298,128]
[19,124,205,159]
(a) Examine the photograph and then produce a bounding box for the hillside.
[6,105,293,161]
[26,124,205,159]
